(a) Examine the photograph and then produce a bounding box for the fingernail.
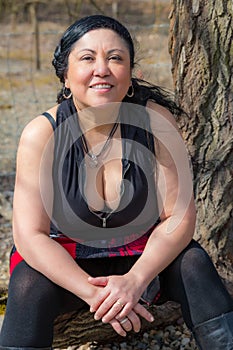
[150,316,154,322]
[94,314,100,320]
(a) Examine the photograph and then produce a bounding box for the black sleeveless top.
[45,99,160,257]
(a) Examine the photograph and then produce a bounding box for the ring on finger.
[119,317,128,325]
[116,300,124,308]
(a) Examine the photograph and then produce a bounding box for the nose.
[93,58,110,77]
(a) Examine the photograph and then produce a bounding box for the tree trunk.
[46,2,233,347]
[1,2,232,348]
[52,303,182,348]
[169,0,233,281]
[0,285,182,348]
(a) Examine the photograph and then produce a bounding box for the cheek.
[126,70,132,86]
[125,75,132,91]
[66,67,91,87]
[118,68,131,85]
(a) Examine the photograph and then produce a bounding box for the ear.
[129,76,132,88]
[64,77,70,89]
[63,69,70,88]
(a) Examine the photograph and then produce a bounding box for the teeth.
[92,84,111,89]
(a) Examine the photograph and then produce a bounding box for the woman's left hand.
[88,275,154,325]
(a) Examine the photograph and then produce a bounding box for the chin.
[90,99,118,107]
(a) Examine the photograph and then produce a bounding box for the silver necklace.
[81,116,120,168]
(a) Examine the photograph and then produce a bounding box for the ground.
[0,20,173,289]
[0,16,200,350]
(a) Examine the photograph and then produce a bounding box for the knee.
[180,243,215,283]
[8,261,59,304]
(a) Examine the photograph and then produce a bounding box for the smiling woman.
[0,14,233,350]
[64,29,131,110]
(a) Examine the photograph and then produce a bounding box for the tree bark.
[1,283,232,348]
[169,0,233,280]
[52,303,182,348]
[0,285,182,348]
[1,2,232,348]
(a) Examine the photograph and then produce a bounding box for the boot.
[192,311,233,349]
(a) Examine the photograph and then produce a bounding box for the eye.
[81,55,94,61]
[109,55,122,61]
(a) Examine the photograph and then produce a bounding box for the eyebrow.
[76,48,127,54]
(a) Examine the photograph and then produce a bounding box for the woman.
[0,15,233,350]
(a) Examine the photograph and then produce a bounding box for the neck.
[75,101,121,133]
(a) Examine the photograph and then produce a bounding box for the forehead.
[72,28,129,51]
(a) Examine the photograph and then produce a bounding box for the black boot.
[193,311,233,349]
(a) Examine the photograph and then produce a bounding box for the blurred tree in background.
[1,0,232,347]
[0,0,170,27]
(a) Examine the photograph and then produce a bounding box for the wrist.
[126,260,157,292]
[81,286,98,306]
[124,270,148,297]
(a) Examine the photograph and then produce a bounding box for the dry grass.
[0,6,173,173]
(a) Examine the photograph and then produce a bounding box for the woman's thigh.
[158,239,233,328]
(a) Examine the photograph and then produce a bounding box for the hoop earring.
[62,86,72,99]
[127,84,134,98]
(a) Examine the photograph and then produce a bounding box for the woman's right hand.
[108,306,143,337]
[86,276,153,337]
[84,282,133,337]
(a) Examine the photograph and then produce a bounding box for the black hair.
[52,14,183,117]
[52,15,134,103]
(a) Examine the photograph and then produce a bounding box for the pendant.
[102,217,107,228]
[89,154,98,168]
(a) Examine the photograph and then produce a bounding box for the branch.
[89,0,105,15]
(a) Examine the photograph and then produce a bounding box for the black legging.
[0,240,232,347]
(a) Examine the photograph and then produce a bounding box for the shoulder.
[146,100,180,131]
[145,100,186,166]
[19,105,58,152]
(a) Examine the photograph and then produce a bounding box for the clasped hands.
[87,274,154,337]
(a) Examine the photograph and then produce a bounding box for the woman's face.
[64,29,132,110]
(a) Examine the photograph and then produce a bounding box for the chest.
[53,119,158,234]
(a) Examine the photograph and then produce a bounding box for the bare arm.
[89,101,196,322]
[13,113,152,336]
[13,115,99,304]
[126,101,196,287]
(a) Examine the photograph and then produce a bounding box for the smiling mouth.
[90,84,113,89]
